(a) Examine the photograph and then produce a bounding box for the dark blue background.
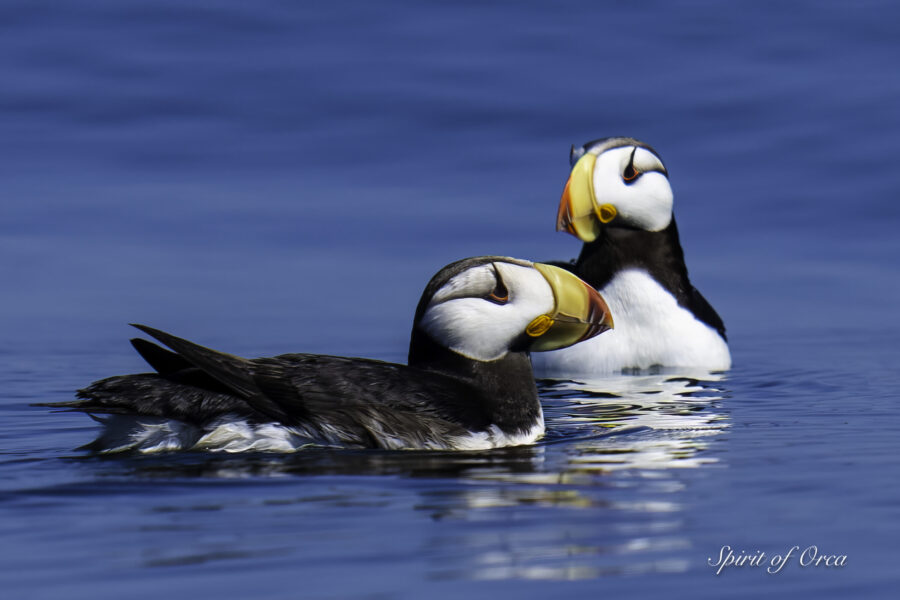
[2,1,898,598]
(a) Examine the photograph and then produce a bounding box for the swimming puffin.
[40,257,612,452]
[531,137,730,376]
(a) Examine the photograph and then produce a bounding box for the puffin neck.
[407,327,542,434]
[575,216,691,302]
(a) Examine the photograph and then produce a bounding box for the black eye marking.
[623,147,640,183]
[486,264,509,304]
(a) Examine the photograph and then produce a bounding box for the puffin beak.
[526,263,614,352]
[556,153,602,242]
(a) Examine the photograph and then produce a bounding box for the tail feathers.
[33,375,175,415]
[36,373,259,422]
[32,397,129,413]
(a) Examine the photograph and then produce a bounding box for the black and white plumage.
[532,137,730,376]
[40,257,612,452]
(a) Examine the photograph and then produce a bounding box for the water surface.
[2,1,899,598]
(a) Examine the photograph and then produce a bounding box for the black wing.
[129,338,192,374]
[44,325,491,448]
[687,287,727,341]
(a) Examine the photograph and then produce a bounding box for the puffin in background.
[531,136,731,376]
[39,257,612,452]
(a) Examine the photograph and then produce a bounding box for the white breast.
[532,269,731,376]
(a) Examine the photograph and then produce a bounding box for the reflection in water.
[416,373,729,579]
[55,373,728,580]
[540,371,730,472]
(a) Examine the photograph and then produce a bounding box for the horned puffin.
[531,137,730,376]
[40,257,612,452]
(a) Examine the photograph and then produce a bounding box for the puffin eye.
[623,147,640,183]
[486,266,509,304]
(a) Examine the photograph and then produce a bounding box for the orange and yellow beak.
[556,153,617,242]
[525,263,614,352]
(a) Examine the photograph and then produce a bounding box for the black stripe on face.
[623,146,639,183]
[486,263,510,305]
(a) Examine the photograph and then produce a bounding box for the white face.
[591,145,673,232]
[418,261,555,361]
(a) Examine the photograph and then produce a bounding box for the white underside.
[532,269,731,376]
[89,411,545,454]
[451,406,545,451]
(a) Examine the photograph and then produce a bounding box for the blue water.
[2,1,899,598]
